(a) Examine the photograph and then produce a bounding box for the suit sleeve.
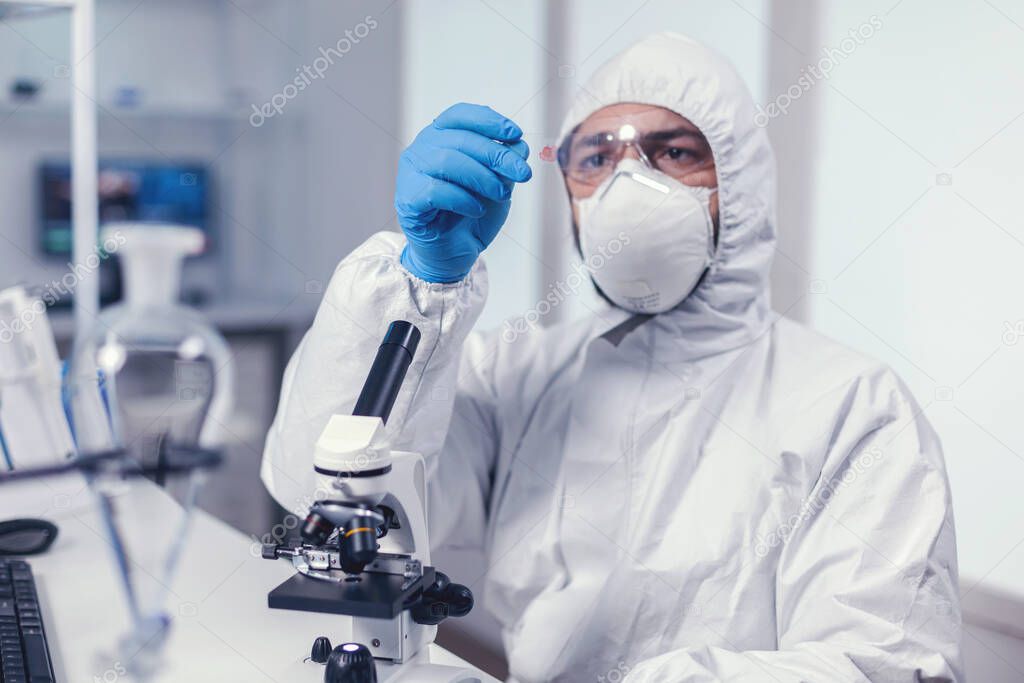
[260,231,500,551]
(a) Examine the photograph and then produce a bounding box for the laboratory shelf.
[0,101,248,124]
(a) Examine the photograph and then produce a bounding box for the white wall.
[253,0,403,299]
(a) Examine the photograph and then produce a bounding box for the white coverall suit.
[262,32,962,683]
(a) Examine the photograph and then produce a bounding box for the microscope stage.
[268,567,435,620]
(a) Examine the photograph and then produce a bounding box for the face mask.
[574,158,716,314]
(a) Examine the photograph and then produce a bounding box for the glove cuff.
[400,245,471,284]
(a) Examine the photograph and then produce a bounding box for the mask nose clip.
[617,124,655,170]
[597,153,671,201]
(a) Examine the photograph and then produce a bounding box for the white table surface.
[1,473,498,682]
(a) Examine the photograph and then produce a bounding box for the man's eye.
[579,153,608,169]
[665,147,693,160]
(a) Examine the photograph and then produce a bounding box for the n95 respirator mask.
[574,158,715,314]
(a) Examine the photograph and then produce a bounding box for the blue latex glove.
[396,103,532,283]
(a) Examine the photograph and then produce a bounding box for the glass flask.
[67,225,233,466]
[64,224,233,679]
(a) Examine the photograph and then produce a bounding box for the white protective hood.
[558,31,778,359]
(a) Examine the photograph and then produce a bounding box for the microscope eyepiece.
[352,321,421,425]
[381,319,420,351]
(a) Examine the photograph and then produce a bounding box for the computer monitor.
[39,161,210,256]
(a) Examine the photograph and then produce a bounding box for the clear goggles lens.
[558,123,711,186]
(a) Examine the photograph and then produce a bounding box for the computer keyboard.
[0,559,55,682]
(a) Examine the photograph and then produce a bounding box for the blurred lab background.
[1,0,1022,678]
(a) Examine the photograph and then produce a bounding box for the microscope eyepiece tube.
[352,321,421,425]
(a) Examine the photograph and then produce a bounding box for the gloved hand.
[396,103,532,283]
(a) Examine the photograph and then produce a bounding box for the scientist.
[263,33,962,682]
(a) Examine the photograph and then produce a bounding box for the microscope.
[263,321,480,682]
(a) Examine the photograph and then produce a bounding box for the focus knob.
[310,636,332,664]
[411,571,475,625]
[324,643,377,683]
[445,582,474,618]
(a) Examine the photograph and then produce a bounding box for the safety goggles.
[557,122,712,187]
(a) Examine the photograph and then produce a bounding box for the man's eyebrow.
[641,127,703,142]
[573,132,615,149]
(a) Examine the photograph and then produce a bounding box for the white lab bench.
[2,473,498,682]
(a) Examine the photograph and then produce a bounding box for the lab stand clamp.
[263,321,481,683]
